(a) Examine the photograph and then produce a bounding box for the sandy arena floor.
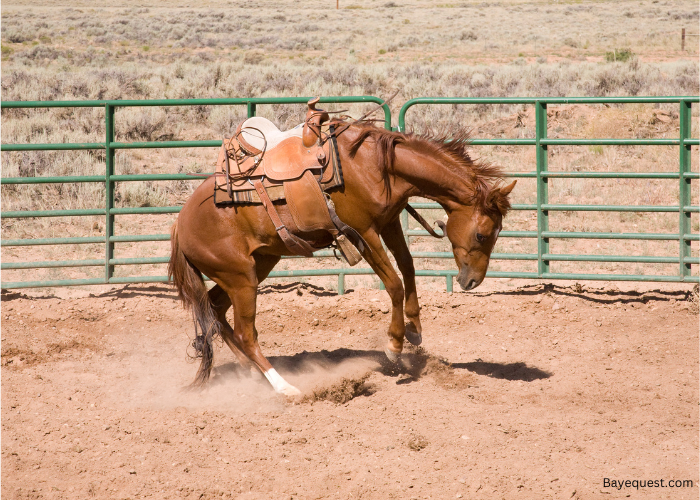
[1,280,698,499]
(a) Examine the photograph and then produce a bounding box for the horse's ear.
[500,180,517,196]
[487,180,516,216]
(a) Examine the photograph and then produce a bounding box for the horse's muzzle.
[456,269,483,291]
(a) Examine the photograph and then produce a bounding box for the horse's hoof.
[405,324,422,346]
[279,384,301,397]
[384,346,401,364]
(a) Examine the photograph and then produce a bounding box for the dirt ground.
[1,279,698,500]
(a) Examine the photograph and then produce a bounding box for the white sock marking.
[264,368,296,394]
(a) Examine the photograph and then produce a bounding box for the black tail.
[167,221,220,385]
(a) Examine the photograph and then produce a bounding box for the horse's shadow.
[210,347,552,386]
[452,360,552,382]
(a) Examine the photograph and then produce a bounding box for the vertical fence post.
[247,102,257,118]
[337,273,345,295]
[401,209,409,246]
[536,100,549,277]
[679,99,692,279]
[682,28,686,51]
[105,104,115,283]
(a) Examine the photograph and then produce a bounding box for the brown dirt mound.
[301,373,374,404]
[2,338,100,369]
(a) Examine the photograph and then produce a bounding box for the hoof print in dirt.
[406,433,429,451]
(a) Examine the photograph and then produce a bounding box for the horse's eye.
[476,233,486,243]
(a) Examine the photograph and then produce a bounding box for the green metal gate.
[1,96,697,291]
[398,97,698,287]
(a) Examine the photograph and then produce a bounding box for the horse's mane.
[342,122,511,216]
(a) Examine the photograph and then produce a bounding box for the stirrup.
[334,234,363,266]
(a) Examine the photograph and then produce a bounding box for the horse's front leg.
[360,229,407,362]
[381,218,422,346]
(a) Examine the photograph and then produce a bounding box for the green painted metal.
[1,209,105,218]
[1,236,106,246]
[0,142,105,151]
[105,104,115,283]
[0,175,105,184]
[1,95,697,290]
[679,99,692,279]
[536,100,550,277]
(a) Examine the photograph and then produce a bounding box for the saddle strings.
[223,126,268,183]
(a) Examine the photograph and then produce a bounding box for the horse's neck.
[393,146,473,209]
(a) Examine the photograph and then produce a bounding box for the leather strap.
[222,141,233,201]
[406,204,446,238]
[326,202,368,254]
[253,180,315,257]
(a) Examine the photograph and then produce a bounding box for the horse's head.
[444,180,516,291]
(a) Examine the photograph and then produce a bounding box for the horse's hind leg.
[209,254,281,373]
[208,285,254,370]
[217,256,299,395]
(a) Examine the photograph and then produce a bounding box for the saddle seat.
[238,116,303,152]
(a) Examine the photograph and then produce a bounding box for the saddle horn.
[303,97,330,148]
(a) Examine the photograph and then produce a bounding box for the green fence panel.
[1,95,698,290]
[1,96,390,291]
[398,96,699,286]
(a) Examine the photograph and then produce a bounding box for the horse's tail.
[167,220,220,386]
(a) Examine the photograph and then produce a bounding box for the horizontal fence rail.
[1,96,698,291]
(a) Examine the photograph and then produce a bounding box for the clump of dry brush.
[688,285,700,315]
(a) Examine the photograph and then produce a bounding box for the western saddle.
[214,98,365,265]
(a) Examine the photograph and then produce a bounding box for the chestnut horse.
[169,122,515,395]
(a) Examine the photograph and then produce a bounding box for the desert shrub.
[117,108,173,142]
[688,285,700,315]
[209,107,247,136]
[605,48,634,63]
[17,151,51,177]
[3,30,33,43]
[115,181,167,208]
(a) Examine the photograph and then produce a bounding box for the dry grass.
[1,0,698,64]
[1,0,698,288]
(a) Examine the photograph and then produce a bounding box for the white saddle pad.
[239,117,303,152]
